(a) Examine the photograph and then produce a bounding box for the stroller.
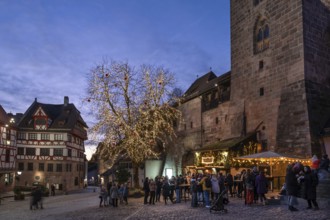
[210,188,229,213]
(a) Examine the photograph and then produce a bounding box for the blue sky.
[0,0,230,159]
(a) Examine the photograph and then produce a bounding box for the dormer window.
[35,118,47,130]
[33,106,48,130]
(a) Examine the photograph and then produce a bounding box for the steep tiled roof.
[18,98,88,137]
[183,71,231,101]
[184,71,217,97]
[0,105,9,125]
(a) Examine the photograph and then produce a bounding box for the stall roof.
[194,132,256,152]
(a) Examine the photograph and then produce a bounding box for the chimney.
[64,96,69,106]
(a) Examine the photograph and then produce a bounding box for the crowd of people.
[284,153,329,212]
[99,182,129,208]
[97,154,329,211]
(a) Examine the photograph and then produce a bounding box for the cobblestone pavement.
[0,188,329,220]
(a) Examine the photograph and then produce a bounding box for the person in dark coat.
[285,163,300,211]
[143,177,150,205]
[162,177,174,205]
[251,167,259,203]
[320,154,329,171]
[255,171,268,205]
[155,176,162,202]
[225,173,234,197]
[303,166,319,210]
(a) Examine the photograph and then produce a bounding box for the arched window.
[254,17,270,53]
[257,29,263,42]
[264,25,269,39]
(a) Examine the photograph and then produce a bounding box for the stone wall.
[303,0,330,156]
[230,0,315,156]
[177,98,203,150]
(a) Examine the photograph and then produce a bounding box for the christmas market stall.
[233,151,310,190]
[183,132,258,175]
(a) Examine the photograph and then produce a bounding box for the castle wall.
[230,0,312,156]
[177,98,203,150]
[303,0,330,156]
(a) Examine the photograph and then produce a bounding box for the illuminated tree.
[86,60,181,187]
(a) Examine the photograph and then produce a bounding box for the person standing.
[122,183,129,205]
[149,178,156,205]
[106,181,112,205]
[155,176,162,202]
[245,169,254,205]
[198,174,212,208]
[99,186,107,207]
[110,183,119,207]
[175,176,181,203]
[303,166,319,210]
[225,173,234,197]
[285,164,300,211]
[190,174,198,208]
[251,167,259,203]
[143,177,150,205]
[51,184,55,196]
[211,174,220,202]
[255,171,268,205]
[162,177,174,205]
[320,154,329,171]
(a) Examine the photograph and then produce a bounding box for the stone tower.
[230,0,330,157]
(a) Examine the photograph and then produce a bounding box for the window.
[56,164,63,172]
[68,149,72,157]
[66,164,72,172]
[259,60,264,69]
[27,162,33,171]
[190,122,193,128]
[18,162,24,171]
[53,148,63,156]
[41,133,50,140]
[35,118,47,129]
[6,129,10,140]
[47,163,53,172]
[28,133,38,140]
[215,117,219,125]
[17,147,24,155]
[40,148,50,156]
[254,17,270,53]
[39,163,44,171]
[17,132,26,140]
[260,87,264,96]
[54,134,63,141]
[67,134,72,142]
[74,177,78,186]
[5,149,10,162]
[26,147,36,156]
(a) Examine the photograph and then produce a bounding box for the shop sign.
[201,156,214,164]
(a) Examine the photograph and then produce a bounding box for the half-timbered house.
[16,97,88,192]
[0,105,17,193]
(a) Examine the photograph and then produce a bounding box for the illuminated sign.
[202,156,214,164]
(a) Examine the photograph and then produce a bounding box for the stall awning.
[194,132,257,152]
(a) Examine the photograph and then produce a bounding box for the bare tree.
[86,60,181,187]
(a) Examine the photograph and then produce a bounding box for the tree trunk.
[132,162,140,189]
